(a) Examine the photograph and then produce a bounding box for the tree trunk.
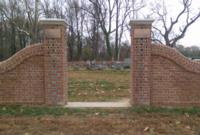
[10,25,16,55]
[115,0,119,61]
[105,34,112,59]
[77,32,82,60]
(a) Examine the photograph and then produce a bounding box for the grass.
[1,105,200,135]
[1,105,200,117]
[68,69,130,101]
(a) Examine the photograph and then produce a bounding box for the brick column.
[130,20,154,106]
[39,19,68,105]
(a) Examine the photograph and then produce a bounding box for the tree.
[87,0,117,59]
[176,45,200,58]
[65,0,86,60]
[114,0,144,60]
[151,0,200,47]
[1,0,137,61]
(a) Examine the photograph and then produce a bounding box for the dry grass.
[68,69,130,101]
[0,112,200,135]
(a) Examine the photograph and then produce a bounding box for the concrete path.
[65,99,131,108]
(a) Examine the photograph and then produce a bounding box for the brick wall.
[130,20,200,107]
[130,20,153,106]
[40,19,68,105]
[151,45,200,107]
[1,18,200,107]
[0,19,67,105]
[0,44,45,104]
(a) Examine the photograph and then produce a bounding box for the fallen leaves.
[143,126,149,132]
[68,70,130,101]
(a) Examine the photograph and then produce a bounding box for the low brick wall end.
[0,44,45,104]
[151,45,200,107]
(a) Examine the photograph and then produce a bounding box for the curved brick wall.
[0,44,43,73]
[151,45,200,107]
[0,19,68,106]
[152,45,200,73]
[0,44,45,104]
[130,20,200,107]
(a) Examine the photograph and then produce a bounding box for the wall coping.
[129,19,154,26]
[39,18,68,27]
[152,44,200,74]
[0,43,43,74]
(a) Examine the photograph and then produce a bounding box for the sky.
[179,19,200,47]
[140,0,200,47]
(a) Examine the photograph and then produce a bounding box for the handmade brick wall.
[151,45,200,107]
[0,19,68,105]
[0,44,45,104]
[130,20,200,107]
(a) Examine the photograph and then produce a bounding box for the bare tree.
[83,2,101,60]
[24,0,40,43]
[115,0,144,60]
[114,0,120,60]
[87,0,116,59]
[114,0,145,60]
[132,0,145,19]
[151,0,200,47]
[0,0,30,55]
[40,0,52,18]
[63,0,87,60]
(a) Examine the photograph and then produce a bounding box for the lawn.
[68,69,130,101]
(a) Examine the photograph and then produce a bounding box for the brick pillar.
[39,19,68,105]
[130,20,154,106]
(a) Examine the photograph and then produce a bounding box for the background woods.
[0,0,200,61]
[0,0,138,61]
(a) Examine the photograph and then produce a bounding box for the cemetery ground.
[0,69,200,135]
[68,69,130,101]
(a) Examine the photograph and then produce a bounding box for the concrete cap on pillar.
[39,18,68,27]
[129,19,154,26]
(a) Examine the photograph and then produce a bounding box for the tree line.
[176,45,200,59]
[0,0,200,61]
[0,0,141,61]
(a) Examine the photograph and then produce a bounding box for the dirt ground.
[0,113,200,135]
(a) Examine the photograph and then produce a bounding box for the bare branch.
[152,0,200,47]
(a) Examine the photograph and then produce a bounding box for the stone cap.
[39,18,68,27]
[129,19,154,26]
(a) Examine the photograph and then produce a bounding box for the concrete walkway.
[65,99,131,108]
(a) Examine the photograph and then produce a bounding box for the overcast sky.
[180,19,200,47]
[141,0,200,47]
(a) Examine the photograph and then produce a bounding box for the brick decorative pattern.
[130,20,200,107]
[0,19,68,105]
[41,20,67,105]
[130,20,153,106]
